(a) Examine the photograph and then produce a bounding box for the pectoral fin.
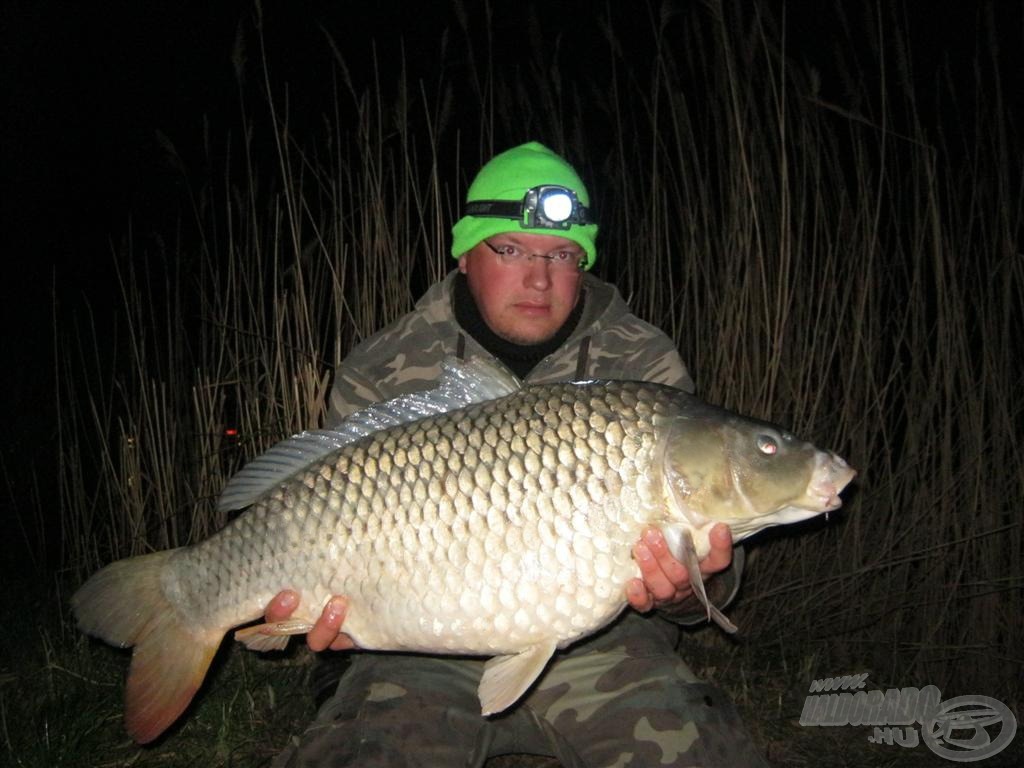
[479,638,558,716]
[675,528,738,634]
[234,619,316,652]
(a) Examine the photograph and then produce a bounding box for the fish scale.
[72,358,854,744]
[171,383,642,655]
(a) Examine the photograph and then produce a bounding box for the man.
[268,142,768,766]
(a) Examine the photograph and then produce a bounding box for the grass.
[10,0,1022,764]
[8,599,1019,766]
[1,576,313,767]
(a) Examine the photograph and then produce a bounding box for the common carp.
[72,358,855,743]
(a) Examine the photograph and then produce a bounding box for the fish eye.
[756,435,778,455]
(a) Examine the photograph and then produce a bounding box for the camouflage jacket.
[328,271,694,418]
[327,269,742,624]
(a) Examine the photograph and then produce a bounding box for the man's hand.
[626,524,733,612]
[265,590,356,652]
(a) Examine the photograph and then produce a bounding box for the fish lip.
[808,453,857,510]
[806,480,848,511]
[822,494,845,512]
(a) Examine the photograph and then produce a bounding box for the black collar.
[452,272,584,379]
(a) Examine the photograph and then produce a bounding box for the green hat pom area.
[450,142,599,269]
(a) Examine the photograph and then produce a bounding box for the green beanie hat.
[451,141,599,269]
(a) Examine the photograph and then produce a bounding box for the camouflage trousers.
[273,612,769,767]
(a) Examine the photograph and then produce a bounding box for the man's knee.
[530,652,768,767]
[274,655,488,768]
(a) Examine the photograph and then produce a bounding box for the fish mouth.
[807,452,857,511]
[724,452,855,541]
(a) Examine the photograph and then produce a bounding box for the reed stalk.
[51,0,1021,708]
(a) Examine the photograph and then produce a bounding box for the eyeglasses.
[481,240,585,272]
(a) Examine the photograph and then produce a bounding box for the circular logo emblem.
[921,695,1017,762]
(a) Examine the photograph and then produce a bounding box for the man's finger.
[630,536,679,606]
[307,597,348,652]
[699,523,733,576]
[633,540,678,602]
[328,633,357,652]
[266,589,299,622]
[626,578,654,612]
[641,529,690,586]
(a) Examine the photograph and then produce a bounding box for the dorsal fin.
[216,357,521,512]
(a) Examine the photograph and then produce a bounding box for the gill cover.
[661,411,821,536]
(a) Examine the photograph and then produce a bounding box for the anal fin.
[479,638,558,716]
[234,619,316,652]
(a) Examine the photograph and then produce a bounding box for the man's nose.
[523,256,552,289]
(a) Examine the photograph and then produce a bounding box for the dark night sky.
[3,2,431,310]
[1,0,458,493]
[5,0,1014,289]
[0,0,1020,536]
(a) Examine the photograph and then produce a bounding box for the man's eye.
[497,246,519,257]
[551,251,576,262]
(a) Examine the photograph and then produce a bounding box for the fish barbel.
[72,358,855,743]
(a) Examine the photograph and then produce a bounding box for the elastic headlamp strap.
[464,185,592,230]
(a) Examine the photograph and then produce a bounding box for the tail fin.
[71,550,222,743]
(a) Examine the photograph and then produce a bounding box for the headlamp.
[463,185,593,230]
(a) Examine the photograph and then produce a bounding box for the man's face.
[459,232,585,345]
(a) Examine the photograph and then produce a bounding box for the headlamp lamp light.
[463,185,592,230]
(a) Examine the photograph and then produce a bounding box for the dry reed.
[51,0,1022,712]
